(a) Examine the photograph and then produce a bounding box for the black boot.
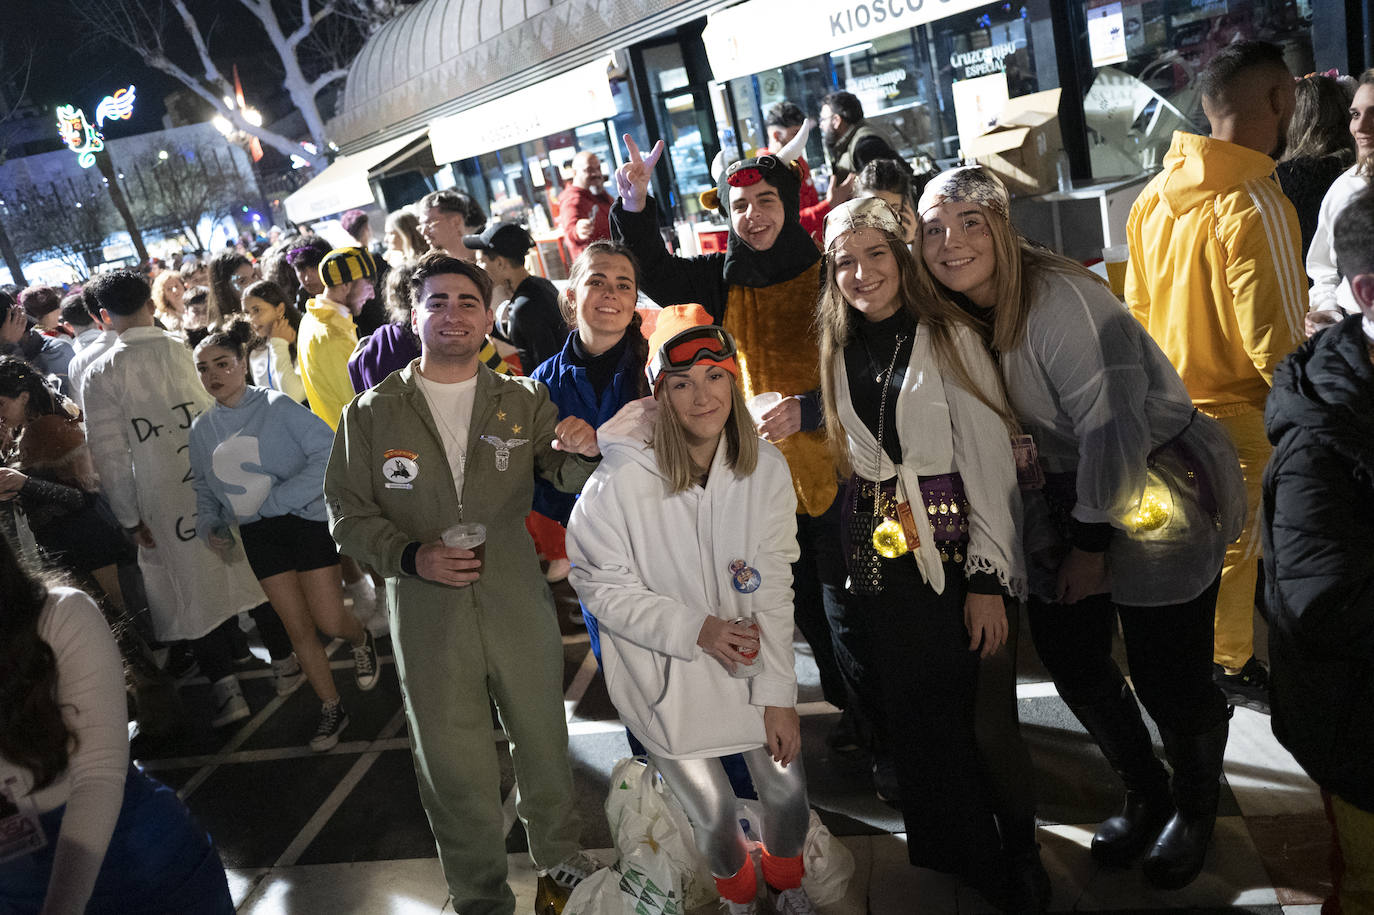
[1143,713,1231,889]
[1067,683,1173,867]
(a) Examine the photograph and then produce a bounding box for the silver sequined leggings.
[648,747,809,878]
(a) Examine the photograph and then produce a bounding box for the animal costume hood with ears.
[699,122,821,289]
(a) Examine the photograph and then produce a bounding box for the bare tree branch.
[171,0,225,87]
[307,68,349,98]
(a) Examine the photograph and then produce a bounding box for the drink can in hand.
[729,616,762,679]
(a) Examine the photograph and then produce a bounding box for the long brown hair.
[0,533,68,789]
[1356,69,1374,176]
[564,241,650,401]
[816,228,1017,474]
[652,376,758,493]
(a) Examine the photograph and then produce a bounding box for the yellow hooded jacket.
[298,296,359,431]
[1126,131,1305,410]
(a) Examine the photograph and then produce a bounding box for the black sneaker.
[309,700,349,751]
[825,708,862,754]
[164,643,200,680]
[352,630,380,692]
[1213,656,1270,713]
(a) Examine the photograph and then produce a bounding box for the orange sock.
[760,849,804,891]
[713,859,757,904]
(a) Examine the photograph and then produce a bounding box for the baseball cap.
[463,223,534,262]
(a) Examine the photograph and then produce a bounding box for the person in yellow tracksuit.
[298,247,377,431]
[1126,40,1304,708]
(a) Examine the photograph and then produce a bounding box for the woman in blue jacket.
[189,327,380,752]
[530,241,650,610]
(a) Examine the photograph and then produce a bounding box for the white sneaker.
[210,676,250,728]
[771,886,818,915]
[545,558,572,582]
[724,899,758,915]
[271,655,305,696]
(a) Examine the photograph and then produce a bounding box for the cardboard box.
[963,88,1063,197]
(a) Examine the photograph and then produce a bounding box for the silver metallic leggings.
[648,747,809,877]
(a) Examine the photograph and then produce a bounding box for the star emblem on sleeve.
[512,425,522,435]
[496,410,507,422]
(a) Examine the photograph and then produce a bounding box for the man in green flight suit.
[325,251,602,914]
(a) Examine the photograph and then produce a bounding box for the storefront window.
[1080,0,1316,178]
[925,1,1057,160]
[722,1,1060,173]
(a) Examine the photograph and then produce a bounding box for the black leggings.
[188,602,292,683]
[1026,577,1230,736]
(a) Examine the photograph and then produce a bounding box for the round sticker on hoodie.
[729,559,761,594]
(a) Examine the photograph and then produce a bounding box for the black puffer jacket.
[1262,315,1374,812]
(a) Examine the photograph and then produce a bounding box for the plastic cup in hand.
[729,617,762,679]
[747,392,783,427]
[441,522,486,573]
[1103,245,1129,299]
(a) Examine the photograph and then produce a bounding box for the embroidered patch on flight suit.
[383,449,419,489]
[480,435,528,471]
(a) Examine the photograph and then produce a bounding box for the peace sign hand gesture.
[615,134,665,214]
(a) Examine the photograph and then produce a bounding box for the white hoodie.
[566,401,800,760]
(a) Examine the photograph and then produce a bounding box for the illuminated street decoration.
[95,86,137,127]
[56,85,137,169]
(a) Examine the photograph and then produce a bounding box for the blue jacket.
[529,332,642,524]
[189,386,335,542]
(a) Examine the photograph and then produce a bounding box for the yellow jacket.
[1126,131,1305,409]
[298,296,359,431]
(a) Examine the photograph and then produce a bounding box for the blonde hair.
[151,271,185,330]
[816,228,1018,474]
[385,209,429,260]
[651,378,758,493]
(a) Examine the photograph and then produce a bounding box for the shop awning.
[284,129,427,224]
[703,0,988,83]
[330,0,730,154]
[428,57,618,166]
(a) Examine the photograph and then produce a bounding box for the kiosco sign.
[704,0,988,83]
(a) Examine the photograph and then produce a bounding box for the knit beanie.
[319,246,378,289]
[645,304,738,390]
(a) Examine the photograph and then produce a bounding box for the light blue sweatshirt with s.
[189,385,335,543]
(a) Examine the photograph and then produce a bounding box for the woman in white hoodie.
[567,306,816,915]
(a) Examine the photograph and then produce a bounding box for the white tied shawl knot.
[833,322,1025,599]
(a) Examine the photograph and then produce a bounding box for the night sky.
[0,0,303,136]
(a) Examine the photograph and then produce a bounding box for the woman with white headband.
[914,165,1244,891]
[816,196,1045,911]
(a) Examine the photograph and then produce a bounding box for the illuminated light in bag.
[1126,489,1171,533]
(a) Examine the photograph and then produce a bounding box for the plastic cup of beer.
[747,392,783,427]
[729,616,762,679]
[441,522,486,573]
[1103,244,1129,299]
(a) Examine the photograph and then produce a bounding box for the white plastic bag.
[581,757,717,912]
[800,810,853,907]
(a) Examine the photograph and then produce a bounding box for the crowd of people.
[1,37,1371,915]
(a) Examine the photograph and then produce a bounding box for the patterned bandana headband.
[823,196,904,252]
[916,165,1011,221]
